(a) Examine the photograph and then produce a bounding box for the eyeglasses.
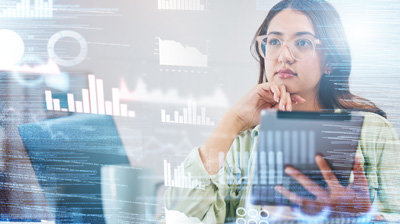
[256,34,321,61]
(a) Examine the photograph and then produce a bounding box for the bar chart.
[164,159,204,189]
[251,130,316,204]
[45,74,136,118]
[158,0,206,11]
[0,0,54,18]
[161,100,215,126]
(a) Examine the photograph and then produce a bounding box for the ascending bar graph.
[164,159,204,189]
[158,0,206,11]
[161,100,215,126]
[45,74,136,118]
[0,0,54,18]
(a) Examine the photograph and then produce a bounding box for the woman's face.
[264,9,326,97]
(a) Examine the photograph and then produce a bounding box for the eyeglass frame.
[256,34,322,62]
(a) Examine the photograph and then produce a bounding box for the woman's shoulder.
[361,111,394,130]
[359,111,399,144]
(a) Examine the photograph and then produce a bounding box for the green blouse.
[165,112,400,223]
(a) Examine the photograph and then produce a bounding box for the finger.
[286,92,292,111]
[373,215,386,221]
[259,82,280,103]
[256,84,275,104]
[352,157,369,190]
[315,155,341,189]
[276,186,325,215]
[285,166,325,198]
[256,83,276,105]
[278,85,287,111]
[271,102,280,110]
[300,199,326,215]
[275,185,304,205]
[291,94,306,104]
[268,82,281,103]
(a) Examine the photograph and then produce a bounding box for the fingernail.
[285,167,294,174]
[276,98,280,103]
[275,185,282,191]
[355,157,362,168]
[316,155,323,162]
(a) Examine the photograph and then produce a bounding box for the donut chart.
[47,30,88,67]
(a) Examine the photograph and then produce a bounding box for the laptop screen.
[18,114,129,223]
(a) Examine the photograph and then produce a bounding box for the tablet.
[250,110,364,206]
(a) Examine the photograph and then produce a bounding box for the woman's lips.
[276,68,297,79]
[276,72,297,79]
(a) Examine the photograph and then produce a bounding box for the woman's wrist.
[199,111,244,175]
[223,109,249,134]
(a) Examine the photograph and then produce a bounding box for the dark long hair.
[251,0,386,118]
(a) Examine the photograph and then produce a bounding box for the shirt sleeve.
[163,146,231,224]
[163,128,256,224]
[363,113,400,221]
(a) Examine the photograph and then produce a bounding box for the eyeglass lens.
[260,36,315,61]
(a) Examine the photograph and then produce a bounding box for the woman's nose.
[278,45,295,64]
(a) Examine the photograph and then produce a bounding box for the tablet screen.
[250,110,364,206]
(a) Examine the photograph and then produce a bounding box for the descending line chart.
[157,38,208,68]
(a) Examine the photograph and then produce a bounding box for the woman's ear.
[324,66,332,75]
[323,60,333,75]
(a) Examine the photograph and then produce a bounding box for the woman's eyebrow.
[266,31,316,37]
[295,31,317,37]
[266,31,284,36]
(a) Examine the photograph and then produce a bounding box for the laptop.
[18,114,130,223]
[250,110,364,206]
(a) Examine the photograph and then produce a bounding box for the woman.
[165,0,400,222]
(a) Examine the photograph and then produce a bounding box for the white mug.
[101,165,161,224]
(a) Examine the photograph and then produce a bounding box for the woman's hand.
[201,82,305,175]
[275,155,372,217]
[228,82,306,132]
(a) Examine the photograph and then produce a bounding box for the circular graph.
[248,209,258,218]
[0,29,25,67]
[47,30,88,67]
[259,209,269,219]
[236,207,247,217]
[235,218,246,224]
